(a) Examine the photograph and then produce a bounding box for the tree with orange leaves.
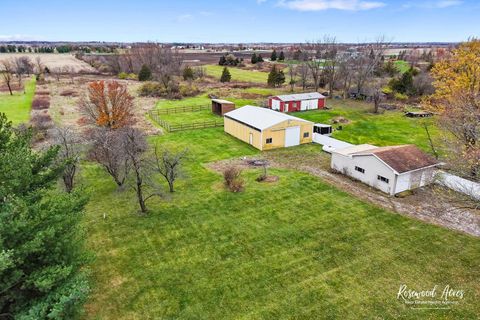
[426,39,480,179]
[79,80,135,129]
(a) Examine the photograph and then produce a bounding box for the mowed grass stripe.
[0,77,36,124]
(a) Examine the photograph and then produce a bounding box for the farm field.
[0,53,96,72]
[82,127,480,319]
[0,78,36,124]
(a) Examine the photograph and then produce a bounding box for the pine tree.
[183,66,194,81]
[138,64,152,81]
[257,54,264,63]
[271,49,277,61]
[251,53,258,64]
[279,51,285,61]
[218,55,227,66]
[0,114,89,319]
[268,65,278,87]
[220,67,231,82]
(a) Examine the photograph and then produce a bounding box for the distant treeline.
[0,44,118,54]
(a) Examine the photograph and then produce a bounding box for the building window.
[355,166,365,174]
[266,138,272,144]
[303,132,309,138]
[377,175,389,183]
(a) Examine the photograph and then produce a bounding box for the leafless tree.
[298,62,309,91]
[122,127,161,213]
[130,44,182,89]
[50,67,61,82]
[321,36,339,96]
[53,126,83,193]
[152,145,188,193]
[0,59,14,95]
[287,62,297,92]
[62,66,75,84]
[337,56,355,99]
[13,56,34,87]
[88,128,130,187]
[305,40,324,91]
[34,56,44,77]
[353,36,389,95]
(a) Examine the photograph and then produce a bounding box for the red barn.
[268,92,326,113]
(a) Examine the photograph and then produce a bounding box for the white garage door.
[300,99,317,111]
[285,126,300,147]
[272,99,281,111]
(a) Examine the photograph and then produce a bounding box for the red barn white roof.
[273,92,325,102]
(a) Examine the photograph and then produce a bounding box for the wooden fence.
[148,110,224,132]
[153,105,210,115]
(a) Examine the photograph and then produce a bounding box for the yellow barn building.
[224,106,314,150]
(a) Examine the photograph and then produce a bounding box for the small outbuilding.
[212,99,235,116]
[405,111,433,118]
[331,144,439,195]
[224,106,313,150]
[268,92,326,113]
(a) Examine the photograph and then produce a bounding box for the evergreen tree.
[183,66,194,81]
[218,55,227,66]
[257,54,264,63]
[138,64,152,81]
[0,114,89,319]
[268,65,285,87]
[251,53,258,64]
[278,51,285,61]
[271,49,277,61]
[220,67,231,82]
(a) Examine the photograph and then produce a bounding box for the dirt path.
[209,153,480,238]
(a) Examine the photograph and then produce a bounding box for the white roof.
[225,105,312,131]
[212,99,234,104]
[274,92,325,102]
[314,123,332,128]
[332,144,378,156]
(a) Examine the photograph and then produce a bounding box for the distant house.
[268,92,326,113]
[224,106,313,150]
[212,99,235,116]
[331,144,439,195]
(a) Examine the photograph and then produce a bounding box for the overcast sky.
[1,0,479,43]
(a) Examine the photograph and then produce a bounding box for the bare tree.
[34,56,44,78]
[62,66,75,84]
[353,36,389,95]
[322,36,339,96]
[337,56,355,99]
[88,128,130,187]
[152,145,188,193]
[298,62,309,91]
[13,56,34,87]
[0,59,14,95]
[287,62,297,92]
[305,40,324,91]
[53,126,83,193]
[122,127,161,213]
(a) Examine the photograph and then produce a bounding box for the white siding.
[284,126,301,147]
[271,99,281,111]
[300,99,318,111]
[331,154,396,195]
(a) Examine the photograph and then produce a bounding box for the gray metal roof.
[212,99,234,105]
[274,92,325,102]
[224,105,312,131]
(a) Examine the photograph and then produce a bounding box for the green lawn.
[204,65,270,83]
[293,98,441,153]
[0,78,36,125]
[82,127,479,319]
[394,60,411,74]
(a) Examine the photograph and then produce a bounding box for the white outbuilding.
[331,144,439,195]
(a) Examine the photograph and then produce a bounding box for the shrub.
[394,92,409,101]
[183,66,194,81]
[138,82,166,97]
[32,97,51,110]
[220,67,231,83]
[179,84,200,97]
[30,113,53,130]
[223,166,244,192]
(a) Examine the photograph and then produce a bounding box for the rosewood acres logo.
[397,284,465,309]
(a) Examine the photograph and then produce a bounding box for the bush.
[223,166,244,192]
[138,82,166,97]
[138,64,152,81]
[118,72,137,80]
[179,84,200,97]
[30,113,53,130]
[394,92,409,101]
[32,97,51,110]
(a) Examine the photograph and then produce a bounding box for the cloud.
[176,14,193,22]
[257,0,267,3]
[277,0,386,11]
[402,0,463,9]
[0,34,42,41]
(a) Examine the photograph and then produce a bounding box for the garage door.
[284,126,300,147]
[271,99,281,111]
